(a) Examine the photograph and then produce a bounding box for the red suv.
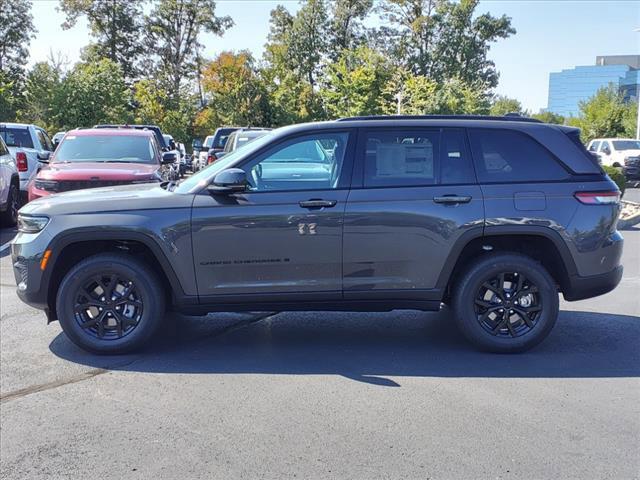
[28,129,174,201]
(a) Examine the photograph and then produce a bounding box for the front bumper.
[11,229,55,314]
[563,265,624,301]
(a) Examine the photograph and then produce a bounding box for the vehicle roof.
[0,123,36,129]
[67,128,154,137]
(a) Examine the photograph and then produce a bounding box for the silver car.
[0,135,19,226]
[0,123,54,197]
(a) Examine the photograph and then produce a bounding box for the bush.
[602,165,626,197]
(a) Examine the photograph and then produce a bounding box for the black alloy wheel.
[74,273,144,340]
[474,271,542,338]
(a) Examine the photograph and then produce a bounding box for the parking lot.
[0,191,638,479]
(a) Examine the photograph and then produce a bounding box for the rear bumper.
[563,265,623,301]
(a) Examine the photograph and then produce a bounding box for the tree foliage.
[489,95,523,116]
[59,0,145,79]
[570,85,637,142]
[0,0,36,119]
[377,0,514,88]
[200,51,270,127]
[145,0,233,100]
[320,46,392,118]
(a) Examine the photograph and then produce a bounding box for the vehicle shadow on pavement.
[49,309,640,385]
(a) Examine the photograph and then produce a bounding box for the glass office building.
[547,56,640,117]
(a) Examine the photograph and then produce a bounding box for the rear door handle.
[299,199,337,209]
[433,195,472,204]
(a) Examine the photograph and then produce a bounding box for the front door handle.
[299,199,337,209]
[433,195,472,204]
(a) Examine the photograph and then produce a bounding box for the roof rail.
[336,114,542,123]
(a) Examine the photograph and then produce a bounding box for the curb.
[619,199,640,229]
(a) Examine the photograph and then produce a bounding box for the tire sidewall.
[454,255,559,353]
[56,255,164,354]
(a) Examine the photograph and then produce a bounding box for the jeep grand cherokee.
[11,115,623,354]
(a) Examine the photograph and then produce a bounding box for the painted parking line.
[0,240,12,253]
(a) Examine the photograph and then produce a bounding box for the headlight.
[34,179,59,192]
[18,215,50,233]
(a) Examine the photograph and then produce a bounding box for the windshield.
[54,135,156,164]
[612,140,640,151]
[236,132,268,149]
[175,132,275,194]
[0,127,34,148]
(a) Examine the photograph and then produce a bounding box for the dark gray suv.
[11,115,624,354]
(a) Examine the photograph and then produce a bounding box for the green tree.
[382,71,489,115]
[320,46,393,118]
[531,111,564,124]
[0,0,36,119]
[59,0,145,79]
[201,51,271,127]
[378,0,514,88]
[572,85,635,142]
[17,62,63,131]
[262,2,326,123]
[53,58,131,129]
[489,95,523,116]
[328,0,373,59]
[146,0,233,100]
[289,0,329,87]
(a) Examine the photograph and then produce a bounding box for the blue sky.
[29,0,640,112]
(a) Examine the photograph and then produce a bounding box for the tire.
[0,182,19,227]
[452,253,559,353]
[56,253,166,354]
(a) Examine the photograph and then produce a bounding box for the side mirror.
[162,152,177,164]
[215,151,227,160]
[208,168,247,194]
[37,151,50,162]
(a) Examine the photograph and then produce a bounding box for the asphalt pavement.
[0,194,638,479]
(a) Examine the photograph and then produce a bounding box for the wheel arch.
[45,229,193,321]
[438,226,577,299]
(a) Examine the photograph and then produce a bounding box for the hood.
[20,182,194,216]
[39,161,159,180]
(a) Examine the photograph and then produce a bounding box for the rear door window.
[363,129,439,187]
[468,129,568,183]
[441,129,476,184]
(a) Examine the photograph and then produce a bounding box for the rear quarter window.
[468,129,569,183]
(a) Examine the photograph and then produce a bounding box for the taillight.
[207,154,214,164]
[574,191,620,205]
[16,152,28,172]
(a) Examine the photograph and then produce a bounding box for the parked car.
[198,127,239,169]
[210,128,272,162]
[0,123,54,199]
[95,124,169,151]
[176,142,188,176]
[0,135,20,226]
[27,128,175,201]
[12,115,623,354]
[52,131,66,149]
[587,138,640,175]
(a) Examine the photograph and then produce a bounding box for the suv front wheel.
[56,253,166,354]
[452,253,559,353]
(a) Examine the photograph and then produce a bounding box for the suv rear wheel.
[1,182,19,226]
[452,253,559,353]
[56,253,165,354]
